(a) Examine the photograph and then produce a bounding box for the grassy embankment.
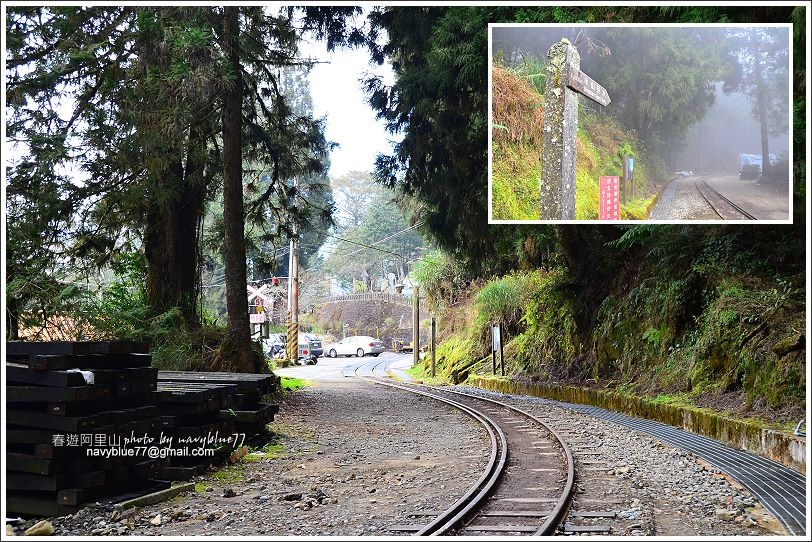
[491,61,661,220]
[411,254,805,432]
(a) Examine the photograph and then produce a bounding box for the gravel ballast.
[7,372,787,537]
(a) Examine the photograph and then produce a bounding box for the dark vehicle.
[300,333,323,365]
[738,153,775,180]
[262,334,286,358]
[262,333,321,365]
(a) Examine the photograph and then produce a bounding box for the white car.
[324,336,385,358]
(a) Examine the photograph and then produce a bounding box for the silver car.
[324,335,385,358]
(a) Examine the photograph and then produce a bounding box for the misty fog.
[492,25,791,178]
[671,82,789,173]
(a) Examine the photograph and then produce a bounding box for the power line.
[323,232,405,260]
[340,221,423,259]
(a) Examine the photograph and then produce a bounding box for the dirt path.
[21,378,489,537]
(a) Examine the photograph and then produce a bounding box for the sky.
[301,39,398,179]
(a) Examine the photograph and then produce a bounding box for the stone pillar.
[540,39,580,220]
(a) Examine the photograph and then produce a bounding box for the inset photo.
[488,24,792,223]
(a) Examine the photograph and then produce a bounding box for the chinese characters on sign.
[599,176,620,220]
[249,313,266,324]
[566,67,612,107]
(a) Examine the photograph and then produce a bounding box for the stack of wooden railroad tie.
[154,371,279,481]
[5,342,281,517]
[5,341,170,517]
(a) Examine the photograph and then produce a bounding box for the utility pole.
[286,178,300,363]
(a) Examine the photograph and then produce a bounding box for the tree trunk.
[753,37,771,179]
[6,295,20,340]
[145,155,204,328]
[139,15,207,330]
[221,6,255,372]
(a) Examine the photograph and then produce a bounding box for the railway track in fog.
[695,178,757,220]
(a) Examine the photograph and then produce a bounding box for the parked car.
[401,340,414,353]
[324,335,385,358]
[738,153,776,180]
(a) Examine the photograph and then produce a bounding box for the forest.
[4,5,807,426]
[491,25,791,220]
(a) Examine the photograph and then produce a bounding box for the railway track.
[356,358,653,536]
[695,178,757,220]
[354,359,575,535]
[351,357,806,536]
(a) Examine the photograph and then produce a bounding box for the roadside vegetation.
[491,61,659,220]
[412,225,805,426]
[279,376,308,394]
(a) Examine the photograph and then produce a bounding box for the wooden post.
[540,39,581,220]
[412,287,420,367]
[430,317,436,378]
[286,178,299,364]
[622,156,629,206]
[540,38,610,220]
[499,324,505,377]
[491,323,500,375]
[628,157,635,199]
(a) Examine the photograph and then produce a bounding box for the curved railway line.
[695,177,757,220]
[349,356,806,536]
[353,359,575,535]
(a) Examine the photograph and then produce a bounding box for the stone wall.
[314,300,414,344]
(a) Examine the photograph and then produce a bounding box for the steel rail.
[564,407,806,536]
[374,358,805,535]
[395,379,575,535]
[353,360,508,535]
[695,178,757,220]
[458,389,806,536]
[363,358,576,536]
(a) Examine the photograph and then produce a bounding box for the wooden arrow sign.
[566,66,611,107]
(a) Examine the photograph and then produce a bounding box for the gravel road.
[8,375,787,537]
[651,173,789,220]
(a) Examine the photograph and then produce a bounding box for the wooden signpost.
[566,67,611,107]
[540,38,611,220]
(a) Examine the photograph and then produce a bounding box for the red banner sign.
[599,176,620,220]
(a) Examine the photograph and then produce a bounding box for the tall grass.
[492,64,656,221]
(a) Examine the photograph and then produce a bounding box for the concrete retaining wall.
[471,377,805,475]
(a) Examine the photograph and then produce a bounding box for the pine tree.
[6,7,330,354]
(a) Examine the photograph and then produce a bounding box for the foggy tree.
[723,27,790,178]
[330,170,383,230]
[578,27,728,153]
